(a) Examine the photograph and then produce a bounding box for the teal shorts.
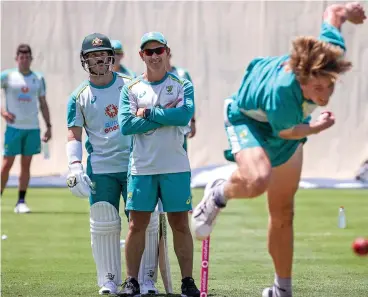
[86,159,128,218]
[126,172,192,212]
[224,99,306,167]
[3,126,41,156]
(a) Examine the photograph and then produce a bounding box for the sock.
[18,190,26,204]
[273,274,292,297]
[213,181,227,208]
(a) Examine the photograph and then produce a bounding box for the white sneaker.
[262,287,272,297]
[140,279,159,295]
[99,281,119,295]
[191,179,225,240]
[14,203,31,214]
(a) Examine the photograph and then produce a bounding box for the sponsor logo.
[21,86,29,93]
[66,176,77,188]
[104,120,119,134]
[105,104,118,118]
[18,94,32,102]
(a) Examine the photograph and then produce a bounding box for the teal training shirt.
[233,22,346,135]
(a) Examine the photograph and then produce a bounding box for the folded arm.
[146,80,194,126]
[118,85,162,135]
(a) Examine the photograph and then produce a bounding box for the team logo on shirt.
[91,96,97,104]
[21,86,29,93]
[166,85,173,95]
[138,91,146,98]
[92,37,103,46]
[238,130,248,144]
[118,86,123,92]
[104,104,118,118]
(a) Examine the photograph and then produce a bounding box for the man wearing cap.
[118,32,200,297]
[111,40,136,78]
[1,43,52,213]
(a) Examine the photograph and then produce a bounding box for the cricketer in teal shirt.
[224,22,346,167]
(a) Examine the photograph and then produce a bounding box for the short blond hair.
[289,36,352,84]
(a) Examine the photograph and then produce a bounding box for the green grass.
[1,188,367,296]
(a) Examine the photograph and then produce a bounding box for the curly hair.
[289,36,352,84]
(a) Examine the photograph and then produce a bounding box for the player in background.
[355,159,368,182]
[191,3,366,297]
[111,40,137,78]
[1,44,52,213]
[119,32,200,297]
[66,33,160,295]
[166,53,196,147]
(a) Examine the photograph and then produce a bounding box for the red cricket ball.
[322,111,332,117]
[352,237,368,256]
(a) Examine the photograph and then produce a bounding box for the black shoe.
[181,277,200,297]
[118,277,140,296]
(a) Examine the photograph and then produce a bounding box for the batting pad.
[139,206,159,284]
[90,201,122,287]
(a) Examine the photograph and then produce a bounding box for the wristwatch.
[143,109,151,119]
[46,123,52,128]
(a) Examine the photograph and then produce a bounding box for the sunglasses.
[142,46,166,56]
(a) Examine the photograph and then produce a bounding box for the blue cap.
[140,32,167,49]
[111,40,123,53]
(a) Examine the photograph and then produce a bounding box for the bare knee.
[20,156,32,174]
[2,157,15,172]
[269,207,295,228]
[167,212,190,234]
[235,166,271,198]
[232,148,272,198]
[129,211,151,233]
[248,173,271,197]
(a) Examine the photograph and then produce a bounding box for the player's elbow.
[278,133,297,140]
[177,110,194,126]
[119,119,134,135]
[120,125,133,135]
[177,118,191,126]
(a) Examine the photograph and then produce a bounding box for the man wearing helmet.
[65,33,160,295]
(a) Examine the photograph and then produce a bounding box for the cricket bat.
[158,213,173,294]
